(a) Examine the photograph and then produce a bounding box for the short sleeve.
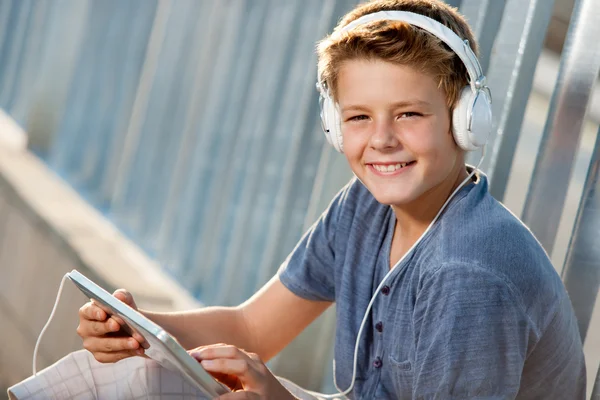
[411,263,538,399]
[277,181,353,302]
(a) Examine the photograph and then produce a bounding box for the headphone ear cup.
[320,96,335,148]
[323,96,344,153]
[452,86,478,151]
[470,88,493,147]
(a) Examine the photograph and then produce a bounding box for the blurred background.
[0,0,599,397]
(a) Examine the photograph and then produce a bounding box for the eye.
[347,115,369,122]
[398,112,422,119]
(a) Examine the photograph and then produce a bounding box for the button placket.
[370,294,387,379]
[373,357,383,368]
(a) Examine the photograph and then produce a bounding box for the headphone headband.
[321,10,484,92]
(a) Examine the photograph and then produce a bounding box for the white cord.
[297,150,487,399]
[33,273,70,376]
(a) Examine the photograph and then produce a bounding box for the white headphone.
[316,10,492,153]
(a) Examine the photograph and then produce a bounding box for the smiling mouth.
[370,161,416,173]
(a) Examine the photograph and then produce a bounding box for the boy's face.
[337,59,464,209]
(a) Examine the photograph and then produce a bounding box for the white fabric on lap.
[8,350,208,400]
[7,350,330,400]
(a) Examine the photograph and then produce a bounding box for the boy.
[77,0,586,398]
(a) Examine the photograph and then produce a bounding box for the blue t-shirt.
[278,171,586,399]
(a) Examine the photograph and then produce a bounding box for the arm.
[78,275,331,363]
[143,275,332,361]
[411,263,536,399]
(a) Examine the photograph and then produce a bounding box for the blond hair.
[317,0,478,108]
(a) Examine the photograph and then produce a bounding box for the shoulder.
[439,187,550,271]
[423,175,566,332]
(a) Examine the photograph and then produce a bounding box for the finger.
[108,320,148,349]
[91,350,143,364]
[129,329,149,348]
[84,299,147,349]
[94,318,122,335]
[217,392,260,400]
[191,345,249,362]
[188,342,229,353]
[108,291,147,347]
[89,298,112,315]
[84,314,147,348]
[79,302,107,321]
[113,289,137,309]
[201,359,252,378]
[108,313,126,327]
[91,314,148,350]
[83,336,141,353]
[77,318,121,338]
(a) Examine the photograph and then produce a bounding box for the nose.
[370,117,400,150]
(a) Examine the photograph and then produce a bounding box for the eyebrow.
[341,100,432,113]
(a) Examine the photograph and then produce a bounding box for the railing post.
[592,364,600,399]
[465,0,555,201]
[521,0,600,254]
[561,126,600,342]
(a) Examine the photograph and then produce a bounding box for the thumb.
[111,289,148,348]
[113,289,137,310]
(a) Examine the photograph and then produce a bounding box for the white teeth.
[372,162,412,172]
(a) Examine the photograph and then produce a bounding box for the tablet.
[68,269,231,397]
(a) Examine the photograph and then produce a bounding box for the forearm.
[139,278,331,363]
[141,306,256,354]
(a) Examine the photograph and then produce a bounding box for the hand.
[76,289,148,363]
[189,344,297,400]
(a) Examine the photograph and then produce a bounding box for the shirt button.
[381,285,390,295]
[373,357,383,369]
[375,321,383,332]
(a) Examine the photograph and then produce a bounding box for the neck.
[391,164,470,249]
